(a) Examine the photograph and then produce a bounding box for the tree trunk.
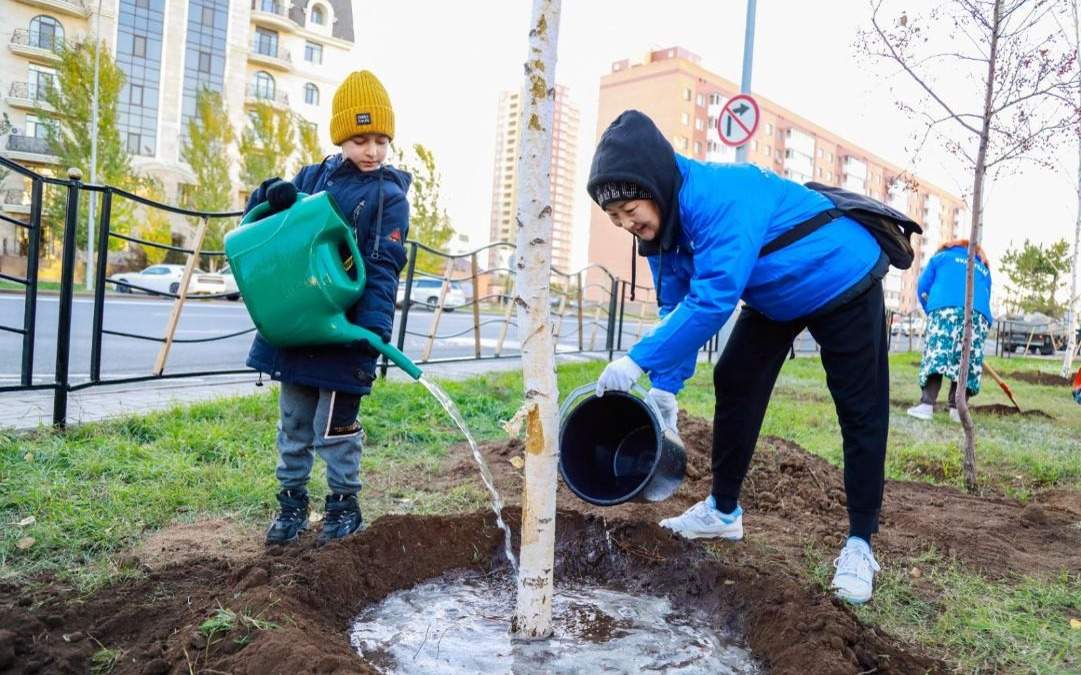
[510,0,562,640]
[957,0,1002,494]
[1062,0,1081,378]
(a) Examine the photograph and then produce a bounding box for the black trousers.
[711,281,889,541]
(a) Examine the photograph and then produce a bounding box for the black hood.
[587,110,683,255]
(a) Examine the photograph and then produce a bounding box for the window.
[28,65,56,100]
[682,87,692,101]
[254,71,275,99]
[696,93,705,106]
[709,93,722,105]
[694,141,702,154]
[765,144,772,156]
[752,140,759,151]
[135,0,149,8]
[132,34,147,58]
[304,82,319,105]
[310,4,325,25]
[197,50,211,73]
[695,117,704,131]
[255,28,278,57]
[129,83,144,105]
[304,41,323,64]
[201,5,214,26]
[680,112,689,126]
[26,114,53,139]
[29,15,63,51]
[127,132,142,154]
[766,123,773,135]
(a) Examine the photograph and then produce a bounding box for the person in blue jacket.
[245,71,411,546]
[906,240,993,422]
[589,110,888,604]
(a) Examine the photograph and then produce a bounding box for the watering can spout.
[342,325,423,381]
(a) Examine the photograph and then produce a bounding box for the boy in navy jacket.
[245,71,411,546]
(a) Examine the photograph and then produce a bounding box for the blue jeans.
[276,382,364,495]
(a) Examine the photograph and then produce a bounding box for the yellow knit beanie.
[330,70,394,145]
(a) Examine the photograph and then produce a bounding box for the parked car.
[219,265,241,301]
[109,264,228,298]
[999,313,1059,355]
[396,278,467,311]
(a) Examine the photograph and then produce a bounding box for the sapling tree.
[509,0,562,640]
[862,0,1079,491]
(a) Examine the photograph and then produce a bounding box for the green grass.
[2,353,1078,673]
[805,546,1081,674]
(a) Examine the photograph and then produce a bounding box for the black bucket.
[558,384,686,506]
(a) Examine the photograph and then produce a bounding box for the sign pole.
[734,0,757,163]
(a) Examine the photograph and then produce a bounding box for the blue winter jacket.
[588,111,882,394]
[917,245,993,322]
[245,155,412,395]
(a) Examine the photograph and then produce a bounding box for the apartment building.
[587,47,967,314]
[487,85,580,275]
[0,0,357,258]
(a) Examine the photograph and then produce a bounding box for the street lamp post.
[86,0,102,290]
[734,0,757,164]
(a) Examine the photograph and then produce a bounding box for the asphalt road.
[0,294,614,386]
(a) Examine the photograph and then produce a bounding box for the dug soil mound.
[970,403,1054,419]
[3,413,1079,674]
[1001,370,1070,387]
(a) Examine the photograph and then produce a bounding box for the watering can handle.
[559,382,661,423]
[241,192,310,225]
[347,325,423,381]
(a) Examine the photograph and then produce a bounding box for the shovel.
[982,362,1021,412]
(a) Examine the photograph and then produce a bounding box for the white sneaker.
[831,537,880,604]
[949,407,961,423]
[906,403,933,420]
[659,498,743,541]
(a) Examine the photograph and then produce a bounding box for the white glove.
[647,388,679,433]
[595,356,644,397]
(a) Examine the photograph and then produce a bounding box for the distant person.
[906,240,993,423]
[244,71,412,546]
[586,110,917,604]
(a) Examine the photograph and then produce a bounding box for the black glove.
[248,177,297,216]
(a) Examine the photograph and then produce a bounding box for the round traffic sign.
[717,94,760,148]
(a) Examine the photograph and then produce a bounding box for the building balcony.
[250,0,299,33]
[14,0,89,18]
[784,128,815,156]
[244,86,290,109]
[0,188,32,215]
[8,30,64,63]
[3,135,59,165]
[248,43,293,71]
[842,156,868,179]
[6,82,54,111]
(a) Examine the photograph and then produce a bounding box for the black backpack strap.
[759,208,843,258]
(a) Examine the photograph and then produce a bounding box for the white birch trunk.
[1062,0,1081,378]
[510,0,562,640]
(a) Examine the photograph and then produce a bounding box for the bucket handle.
[559,381,662,425]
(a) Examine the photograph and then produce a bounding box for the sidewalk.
[1,352,608,432]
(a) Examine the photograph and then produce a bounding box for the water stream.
[419,376,519,576]
[350,573,760,674]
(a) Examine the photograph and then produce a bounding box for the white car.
[219,264,241,301]
[396,278,467,311]
[110,264,229,298]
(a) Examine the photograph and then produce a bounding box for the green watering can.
[224,191,422,380]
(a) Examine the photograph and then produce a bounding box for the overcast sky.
[355,1,1079,271]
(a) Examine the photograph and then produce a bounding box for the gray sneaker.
[831,537,880,604]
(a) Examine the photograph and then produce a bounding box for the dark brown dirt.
[970,403,1054,418]
[3,413,1078,675]
[1000,370,1070,387]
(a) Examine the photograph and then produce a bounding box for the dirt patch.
[970,403,1054,419]
[3,413,1079,674]
[0,510,942,675]
[1000,370,1070,387]
[132,519,263,570]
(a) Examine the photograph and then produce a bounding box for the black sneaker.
[317,493,362,545]
[265,489,309,545]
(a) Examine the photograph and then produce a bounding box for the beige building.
[587,47,967,314]
[0,0,358,259]
[487,85,580,275]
